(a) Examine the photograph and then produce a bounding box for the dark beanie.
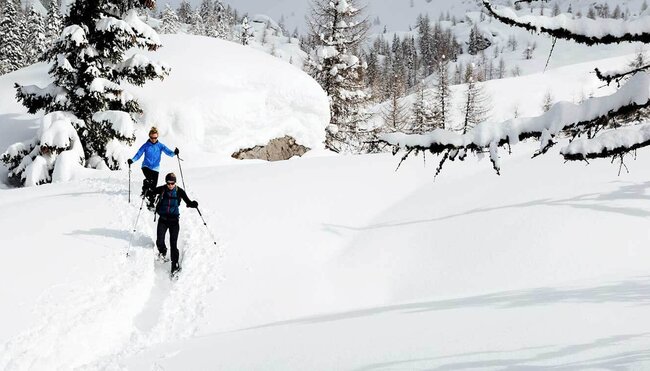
[165,173,176,182]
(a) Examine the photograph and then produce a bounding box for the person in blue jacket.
[127,127,179,209]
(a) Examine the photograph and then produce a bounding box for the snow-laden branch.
[15,83,69,113]
[595,65,650,86]
[114,53,170,85]
[483,0,650,45]
[123,9,162,50]
[382,72,650,173]
[561,123,650,160]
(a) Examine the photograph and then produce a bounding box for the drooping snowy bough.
[381,0,650,176]
[1,0,169,186]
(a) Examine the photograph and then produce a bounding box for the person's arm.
[178,188,198,208]
[131,142,147,162]
[160,142,175,157]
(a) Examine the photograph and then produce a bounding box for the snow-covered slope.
[2,34,650,368]
[2,139,650,369]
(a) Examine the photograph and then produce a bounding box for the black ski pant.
[156,216,180,267]
[141,167,159,204]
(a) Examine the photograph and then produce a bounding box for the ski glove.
[189,200,198,208]
[127,159,133,165]
[174,147,180,155]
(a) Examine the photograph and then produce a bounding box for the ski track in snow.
[0,175,225,370]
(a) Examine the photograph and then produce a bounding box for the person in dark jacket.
[127,127,179,209]
[154,172,198,275]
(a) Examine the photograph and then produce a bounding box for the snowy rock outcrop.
[231,135,308,161]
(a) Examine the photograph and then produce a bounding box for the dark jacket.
[154,185,193,218]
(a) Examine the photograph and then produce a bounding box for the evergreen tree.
[199,0,213,21]
[189,10,205,35]
[468,23,490,55]
[460,63,490,134]
[4,0,170,186]
[433,55,452,129]
[213,0,231,39]
[160,4,180,34]
[307,0,370,153]
[542,90,553,112]
[177,0,192,23]
[240,15,251,45]
[0,0,24,74]
[417,14,434,76]
[45,0,64,48]
[410,84,436,134]
[24,6,47,65]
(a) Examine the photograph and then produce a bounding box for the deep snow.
[2,18,650,370]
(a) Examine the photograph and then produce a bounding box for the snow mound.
[128,34,330,157]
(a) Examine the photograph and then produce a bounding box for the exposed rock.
[232,136,309,161]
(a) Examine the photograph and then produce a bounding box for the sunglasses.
[150,136,158,140]
[166,182,175,185]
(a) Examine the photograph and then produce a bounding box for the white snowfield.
[1,32,650,369]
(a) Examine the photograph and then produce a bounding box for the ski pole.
[195,207,217,245]
[128,163,131,204]
[177,154,187,190]
[126,190,148,257]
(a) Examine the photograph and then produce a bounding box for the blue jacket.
[131,140,175,172]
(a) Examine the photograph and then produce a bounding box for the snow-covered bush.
[1,112,84,186]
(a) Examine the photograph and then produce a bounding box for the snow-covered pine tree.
[382,0,650,176]
[433,55,452,129]
[240,16,251,45]
[410,84,436,134]
[460,63,490,134]
[199,0,213,20]
[24,5,47,65]
[0,0,24,74]
[307,0,370,153]
[199,0,219,37]
[17,5,30,67]
[177,0,192,23]
[44,0,64,50]
[417,14,434,77]
[2,0,169,186]
[189,10,205,35]
[213,0,231,39]
[160,3,180,34]
[541,90,553,112]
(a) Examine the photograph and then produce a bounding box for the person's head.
[149,127,159,143]
[165,173,177,188]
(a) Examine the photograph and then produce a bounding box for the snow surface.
[2,28,650,369]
